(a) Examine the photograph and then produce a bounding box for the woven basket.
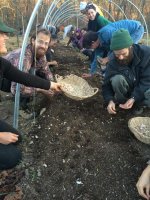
[128,117,150,144]
[55,74,99,100]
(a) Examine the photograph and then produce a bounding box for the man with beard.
[0,19,61,170]
[4,28,53,118]
[102,29,150,114]
[82,19,144,77]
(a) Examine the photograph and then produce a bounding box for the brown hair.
[30,28,51,44]
[58,25,64,31]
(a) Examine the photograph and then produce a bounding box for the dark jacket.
[46,47,53,62]
[102,44,150,103]
[88,13,111,32]
[0,57,50,90]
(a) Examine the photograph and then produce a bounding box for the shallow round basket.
[55,74,99,101]
[128,117,150,144]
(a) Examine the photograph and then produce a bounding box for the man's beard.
[116,48,133,66]
[33,45,46,58]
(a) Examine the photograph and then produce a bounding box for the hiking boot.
[19,109,34,120]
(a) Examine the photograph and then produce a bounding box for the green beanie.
[0,18,15,33]
[110,29,133,50]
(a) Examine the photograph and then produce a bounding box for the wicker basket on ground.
[128,117,150,144]
[55,74,99,101]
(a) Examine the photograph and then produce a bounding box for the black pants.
[0,120,22,170]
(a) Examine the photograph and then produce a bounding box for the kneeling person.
[102,29,150,114]
[4,29,54,116]
[0,19,61,170]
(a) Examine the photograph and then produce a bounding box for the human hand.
[36,88,54,96]
[50,81,62,92]
[97,57,109,65]
[80,48,84,52]
[107,100,116,114]
[0,132,19,145]
[82,73,92,78]
[119,98,135,109]
[51,61,58,66]
[136,165,150,200]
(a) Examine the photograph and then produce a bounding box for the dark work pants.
[111,75,150,107]
[0,120,22,170]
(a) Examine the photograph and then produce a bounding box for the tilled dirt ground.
[0,43,150,200]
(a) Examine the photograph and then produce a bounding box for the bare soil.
[0,43,150,200]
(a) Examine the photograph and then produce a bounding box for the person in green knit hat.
[102,28,150,115]
[82,19,144,77]
[103,29,150,200]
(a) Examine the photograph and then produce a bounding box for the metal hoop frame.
[13,0,149,128]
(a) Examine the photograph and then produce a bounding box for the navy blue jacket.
[102,44,150,103]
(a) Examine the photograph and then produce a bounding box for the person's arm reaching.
[1,57,50,90]
[1,57,61,92]
[136,164,150,200]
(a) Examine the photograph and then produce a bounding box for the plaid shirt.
[4,44,53,96]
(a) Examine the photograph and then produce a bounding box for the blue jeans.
[90,47,107,74]
[111,75,150,107]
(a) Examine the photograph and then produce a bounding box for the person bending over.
[4,28,54,114]
[82,19,144,77]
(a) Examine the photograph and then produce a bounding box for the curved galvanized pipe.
[54,11,81,26]
[50,0,74,24]
[58,15,87,27]
[43,0,62,27]
[57,13,88,27]
[127,0,149,45]
[108,0,128,19]
[107,0,148,44]
[43,0,58,26]
[55,6,114,27]
[57,13,88,26]
[98,7,115,21]
[52,7,78,26]
[52,6,76,25]
[54,7,88,25]
[13,0,43,128]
